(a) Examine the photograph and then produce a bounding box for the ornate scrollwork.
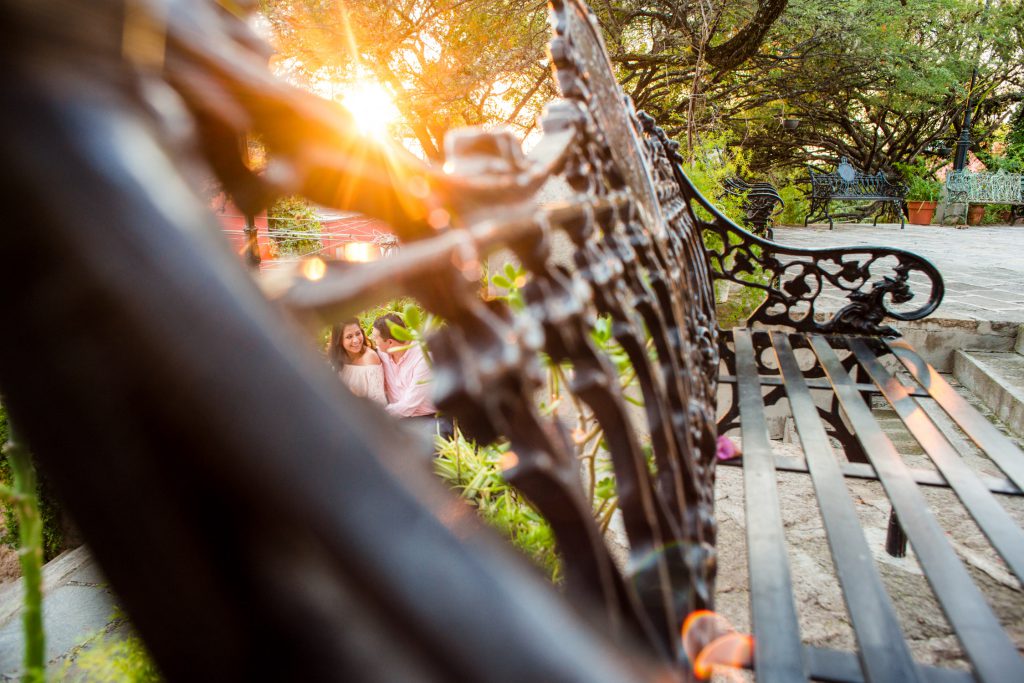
[684,186,944,336]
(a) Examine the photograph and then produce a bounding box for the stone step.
[953,350,1024,438]
[1016,323,1024,356]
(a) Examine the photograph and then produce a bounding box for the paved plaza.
[773,223,1024,324]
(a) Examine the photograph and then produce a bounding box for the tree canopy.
[259,0,554,160]
[259,0,1024,173]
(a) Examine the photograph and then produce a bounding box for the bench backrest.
[0,0,733,678]
[0,0,954,678]
[946,169,1024,204]
[808,156,905,199]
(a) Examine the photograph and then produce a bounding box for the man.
[372,312,453,439]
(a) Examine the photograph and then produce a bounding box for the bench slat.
[719,373,930,397]
[772,332,921,683]
[886,339,1024,492]
[734,329,807,682]
[720,454,1022,495]
[804,646,975,683]
[810,335,1024,683]
[850,338,1024,582]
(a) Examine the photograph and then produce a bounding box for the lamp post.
[952,0,991,172]
[953,68,978,172]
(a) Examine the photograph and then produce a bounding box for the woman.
[328,318,387,405]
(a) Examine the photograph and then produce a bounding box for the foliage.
[593,0,789,147]
[355,298,420,332]
[681,133,751,226]
[980,103,1024,173]
[0,410,45,682]
[434,436,561,580]
[259,0,555,159]
[716,282,769,330]
[0,404,68,562]
[776,182,809,225]
[981,204,1013,225]
[734,0,1024,173]
[63,632,162,683]
[904,176,943,203]
[266,195,322,258]
[599,0,1023,173]
[894,160,942,202]
[489,262,527,312]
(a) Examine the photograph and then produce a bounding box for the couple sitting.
[330,313,451,438]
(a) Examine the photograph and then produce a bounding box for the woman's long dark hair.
[327,318,369,369]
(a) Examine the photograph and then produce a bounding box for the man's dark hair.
[372,312,406,342]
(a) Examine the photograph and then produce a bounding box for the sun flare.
[340,81,401,139]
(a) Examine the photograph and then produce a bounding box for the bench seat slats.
[772,332,921,683]
[720,453,1021,495]
[734,329,807,682]
[886,339,1024,492]
[804,646,975,683]
[849,338,1024,582]
[718,373,931,397]
[808,335,1024,683]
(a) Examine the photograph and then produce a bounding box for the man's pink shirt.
[378,344,437,417]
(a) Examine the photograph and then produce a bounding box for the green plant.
[680,133,750,226]
[267,196,322,257]
[435,436,562,580]
[904,175,942,202]
[0,403,71,561]
[0,410,45,682]
[777,183,810,225]
[895,161,942,202]
[982,204,1012,225]
[62,631,162,682]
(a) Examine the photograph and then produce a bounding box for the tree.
[592,0,790,153]
[259,0,555,159]
[714,0,1024,173]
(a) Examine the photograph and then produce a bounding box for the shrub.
[267,196,322,258]
[62,632,162,682]
[777,183,809,225]
[0,404,72,561]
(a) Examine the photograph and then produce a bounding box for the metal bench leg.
[885,509,908,557]
[823,201,834,230]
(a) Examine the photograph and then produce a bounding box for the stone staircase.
[953,324,1024,438]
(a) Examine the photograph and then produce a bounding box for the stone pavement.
[0,546,119,679]
[772,223,1024,370]
[773,223,1024,324]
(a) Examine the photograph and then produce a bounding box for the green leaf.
[388,321,414,341]
[491,275,512,289]
[403,303,422,331]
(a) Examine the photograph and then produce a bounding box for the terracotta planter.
[906,200,937,225]
[967,204,986,225]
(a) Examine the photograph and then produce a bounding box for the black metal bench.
[719,176,785,238]
[806,157,909,230]
[2,1,1023,682]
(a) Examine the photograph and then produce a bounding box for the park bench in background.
[720,176,785,238]
[945,169,1024,224]
[806,157,909,229]
[3,0,1023,681]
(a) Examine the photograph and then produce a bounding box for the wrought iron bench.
[2,1,1023,682]
[719,176,785,238]
[806,158,909,230]
[944,169,1024,224]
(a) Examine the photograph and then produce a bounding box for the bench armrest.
[681,177,943,336]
